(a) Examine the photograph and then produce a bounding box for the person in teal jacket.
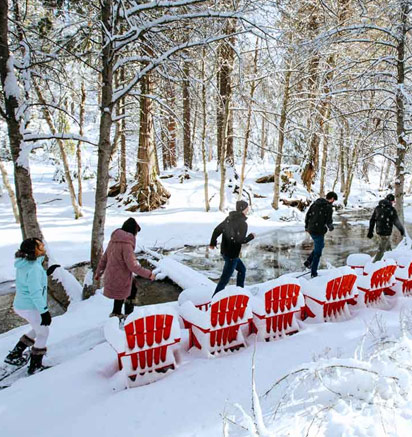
[4,238,53,374]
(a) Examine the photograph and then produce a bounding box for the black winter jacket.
[368,199,405,237]
[210,211,254,259]
[305,198,334,235]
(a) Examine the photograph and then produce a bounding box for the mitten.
[46,264,61,276]
[40,311,52,326]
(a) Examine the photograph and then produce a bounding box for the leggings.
[112,280,138,315]
[14,308,49,349]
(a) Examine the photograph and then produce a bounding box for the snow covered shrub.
[225,312,412,437]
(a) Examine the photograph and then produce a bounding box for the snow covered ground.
[2,158,412,436]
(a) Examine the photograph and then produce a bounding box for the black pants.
[112,280,137,315]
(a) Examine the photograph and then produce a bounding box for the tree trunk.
[219,99,231,211]
[77,81,86,206]
[394,0,408,221]
[0,157,19,223]
[117,65,126,194]
[343,142,359,206]
[272,67,292,209]
[164,82,176,169]
[238,38,259,201]
[260,114,266,160]
[319,104,331,198]
[33,78,83,219]
[301,51,320,191]
[87,0,116,297]
[127,47,170,212]
[183,61,192,169]
[0,0,42,239]
[201,49,210,212]
[119,108,127,194]
[339,128,346,193]
[216,19,236,165]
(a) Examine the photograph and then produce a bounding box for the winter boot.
[124,298,135,317]
[4,335,34,366]
[109,312,125,321]
[28,347,47,375]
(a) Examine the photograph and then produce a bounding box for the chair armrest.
[179,301,209,330]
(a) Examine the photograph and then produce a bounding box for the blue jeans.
[306,234,325,276]
[213,255,246,296]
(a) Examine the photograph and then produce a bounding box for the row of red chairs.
[105,252,412,388]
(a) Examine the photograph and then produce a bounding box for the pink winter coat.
[96,229,152,300]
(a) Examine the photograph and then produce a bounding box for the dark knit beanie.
[121,218,141,235]
[386,194,395,202]
[236,200,249,212]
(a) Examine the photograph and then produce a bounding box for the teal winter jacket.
[14,256,48,314]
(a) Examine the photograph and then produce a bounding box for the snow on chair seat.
[347,254,372,276]
[104,306,181,388]
[356,259,397,306]
[179,286,253,356]
[301,266,357,322]
[250,276,304,341]
[178,284,215,312]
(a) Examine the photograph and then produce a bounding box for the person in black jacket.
[304,191,338,277]
[210,200,255,296]
[367,194,405,261]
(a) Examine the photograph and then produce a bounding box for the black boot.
[28,347,47,375]
[4,335,34,366]
[124,298,134,316]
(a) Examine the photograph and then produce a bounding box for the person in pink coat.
[95,218,155,319]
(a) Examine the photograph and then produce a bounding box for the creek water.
[166,210,387,284]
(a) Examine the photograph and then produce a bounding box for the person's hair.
[121,218,141,236]
[326,191,338,201]
[15,238,43,261]
[385,193,395,202]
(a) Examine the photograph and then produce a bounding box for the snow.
[4,55,20,100]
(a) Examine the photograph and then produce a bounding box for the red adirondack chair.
[301,267,357,322]
[105,307,181,388]
[393,256,412,296]
[179,286,253,355]
[356,260,397,306]
[251,277,305,341]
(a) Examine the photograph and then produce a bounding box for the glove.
[46,264,61,276]
[40,311,52,326]
[367,231,373,239]
[328,225,334,232]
